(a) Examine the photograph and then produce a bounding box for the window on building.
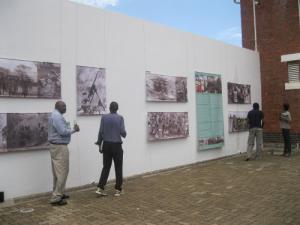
[288,61,300,82]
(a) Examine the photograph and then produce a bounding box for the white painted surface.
[281,53,300,62]
[0,0,261,199]
[285,82,300,90]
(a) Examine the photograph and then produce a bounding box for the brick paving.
[1,151,300,225]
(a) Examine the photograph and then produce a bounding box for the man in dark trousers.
[279,103,292,157]
[95,101,126,196]
[246,102,264,161]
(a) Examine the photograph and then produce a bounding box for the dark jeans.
[282,129,291,154]
[98,142,123,191]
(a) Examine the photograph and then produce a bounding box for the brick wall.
[240,0,300,142]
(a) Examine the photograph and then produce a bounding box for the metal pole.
[253,0,258,51]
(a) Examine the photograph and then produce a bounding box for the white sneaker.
[114,189,123,197]
[95,188,107,196]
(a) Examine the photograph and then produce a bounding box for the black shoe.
[245,158,250,161]
[51,199,67,206]
[62,194,70,199]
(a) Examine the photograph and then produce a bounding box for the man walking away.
[95,101,126,197]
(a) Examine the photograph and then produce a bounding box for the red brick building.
[239,0,300,143]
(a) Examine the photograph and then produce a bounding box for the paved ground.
[1,151,300,225]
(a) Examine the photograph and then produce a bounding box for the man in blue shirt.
[48,101,80,205]
[246,102,264,161]
[95,101,126,197]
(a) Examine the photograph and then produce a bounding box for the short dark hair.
[253,102,259,110]
[283,103,289,111]
[109,101,118,113]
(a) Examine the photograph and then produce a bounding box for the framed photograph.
[146,71,187,102]
[0,113,50,153]
[147,112,189,141]
[227,82,251,104]
[0,58,61,98]
[228,111,248,133]
[77,66,106,116]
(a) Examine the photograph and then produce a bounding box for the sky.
[70,0,242,47]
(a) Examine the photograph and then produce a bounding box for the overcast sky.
[70,0,242,47]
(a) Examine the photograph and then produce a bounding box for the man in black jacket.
[246,102,264,161]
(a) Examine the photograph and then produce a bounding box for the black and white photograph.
[37,62,61,98]
[228,111,248,133]
[146,72,187,102]
[0,58,61,98]
[0,114,7,152]
[198,136,224,146]
[3,113,49,152]
[195,73,222,94]
[147,112,189,141]
[227,82,251,104]
[77,66,106,115]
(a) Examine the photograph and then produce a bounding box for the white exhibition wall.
[0,0,261,199]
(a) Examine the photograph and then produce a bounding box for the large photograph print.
[0,58,61,98]
[147,112,189,141]
[228,111,248,133]
[0,114,7,152]
[0,113,50,153]
[77,66,106,116]
[227,82,251,104]
[146,71,187,102]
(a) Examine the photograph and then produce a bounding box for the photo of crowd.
[227,82,251,104]
[0,113,49,153]
[147,112,189,141]
[0,58,61,98]
[77,66,106,116]
[195,73,222,94]
[146,72,187,102]
[198,136,224,148]
[228,111,248,133]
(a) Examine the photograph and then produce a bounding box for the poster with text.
[77,66,106,115]
[0,58,61,98]
[146,71,187,102]
[0,113,50,153]
[147,112,189,141]
[195,72,224,150]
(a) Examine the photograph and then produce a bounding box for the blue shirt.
[97,113,126,145]
[48,110,75,144]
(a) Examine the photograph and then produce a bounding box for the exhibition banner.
[195,72,224,150]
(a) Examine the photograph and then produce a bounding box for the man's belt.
[49,142,67,145]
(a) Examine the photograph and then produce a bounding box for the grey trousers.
[247,128,263,159]
[49,144,69,202]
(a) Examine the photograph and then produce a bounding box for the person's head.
[253,102,259,110]
[283,103,289,111]
[55,101,66,114]
[109,101,118,113]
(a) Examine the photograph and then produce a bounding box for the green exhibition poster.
[195,72,224,150]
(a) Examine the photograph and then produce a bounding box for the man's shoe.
[244,158,250,161]
[62,194,70,199]
[51,199,67,206]
[95,188,107,196]
[114,189,123,197]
